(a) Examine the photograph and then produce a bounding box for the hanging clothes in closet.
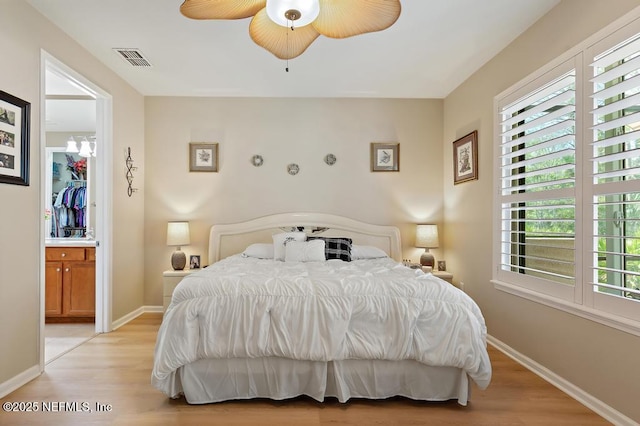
[51,182,87,237]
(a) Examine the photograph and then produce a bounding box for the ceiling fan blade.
[313,0,401,39]
[249,9,320,60]
[180,0,266,20]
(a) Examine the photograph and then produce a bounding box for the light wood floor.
[44,323,95,363]
[0,313,609,425]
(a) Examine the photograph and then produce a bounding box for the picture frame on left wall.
[189,142,218,172]
[0,91,30,186]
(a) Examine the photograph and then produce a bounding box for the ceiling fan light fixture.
[180,0,401,59]
[266,0,319,27]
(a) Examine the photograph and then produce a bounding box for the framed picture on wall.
[453,131,478,185]
[189,142,218,172]
[370,142,399,172]
[0,91,30,186]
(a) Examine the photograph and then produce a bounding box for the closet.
[51,180,87,238]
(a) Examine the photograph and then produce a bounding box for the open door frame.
[39,51,113,369]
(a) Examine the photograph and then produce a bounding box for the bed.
[152,212,491,405]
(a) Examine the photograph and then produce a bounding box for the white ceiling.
[29,0,560,100]
[44,70,96,133]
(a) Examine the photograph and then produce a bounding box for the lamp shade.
[167,221,190,246]
[66,137,79,153]
[78,139,92,158]
[416,224,439,248]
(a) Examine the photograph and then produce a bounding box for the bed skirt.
[173,357,470,406]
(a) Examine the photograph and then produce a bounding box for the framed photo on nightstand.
[189,255,201,269]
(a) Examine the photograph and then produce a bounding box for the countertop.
[45,238,96,247]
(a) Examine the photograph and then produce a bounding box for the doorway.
[40,52,113,366]
[44,147,95,363]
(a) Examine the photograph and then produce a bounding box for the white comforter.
[152,256,492,396]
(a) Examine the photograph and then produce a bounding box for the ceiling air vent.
[113,48,152,67]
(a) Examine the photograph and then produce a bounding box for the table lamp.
[167,221,190,270]
[416,224,439,268]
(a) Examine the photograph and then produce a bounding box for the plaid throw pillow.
[308,237,352,262]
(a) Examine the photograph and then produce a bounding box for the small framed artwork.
[437,260,447,271]
[0,91,30,186]
[453,131,478,185]
[189,142,218,172]
[189,255,201,269]
[370,142,399,172]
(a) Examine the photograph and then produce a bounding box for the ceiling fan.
[180,0,402,60]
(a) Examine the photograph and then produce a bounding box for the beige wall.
[0,0,145,387]
[144,97,444,305]
[443,0,640,421]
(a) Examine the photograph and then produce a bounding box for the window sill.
[492,279,640,337]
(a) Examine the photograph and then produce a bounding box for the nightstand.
[163,269,195,312]
[432,270,453,284]
[421,266,453,284]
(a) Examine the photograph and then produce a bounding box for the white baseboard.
[143,305,164,314]
[111,305,163,330]
[0,365,41,399]
[487,335,638,426]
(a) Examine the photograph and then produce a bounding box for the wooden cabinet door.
[45,261,63,316]
[62,261,96,317]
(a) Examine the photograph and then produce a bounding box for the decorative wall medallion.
[287,163,300,175]
[324,153,336,166]
[251,154,264,167]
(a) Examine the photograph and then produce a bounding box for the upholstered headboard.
[208,212,401,265]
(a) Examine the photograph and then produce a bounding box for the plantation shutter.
[589,30,640,314]
[497,62,577,300]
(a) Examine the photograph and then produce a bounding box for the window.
[588,26,640,322]
[494,17,640,333]
[496,58,579,302]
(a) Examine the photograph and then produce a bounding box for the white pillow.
[285,240,326,262]
[272,232,307,261]
[351,245,388,259]
[242,243,274,259]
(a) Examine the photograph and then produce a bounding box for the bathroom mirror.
[45,145,94,240]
